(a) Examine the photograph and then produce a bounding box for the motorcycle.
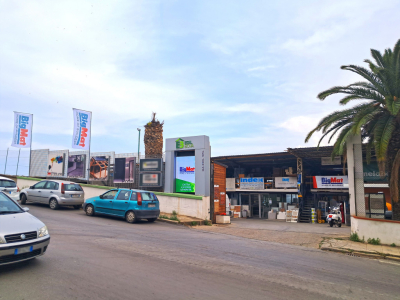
[326,206,342,227]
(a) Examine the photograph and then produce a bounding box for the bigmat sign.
[175,156,196,193]
[72,109,91,150]
[12,112,33,148]
[313,176,348,188]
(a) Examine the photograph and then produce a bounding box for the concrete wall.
[351,216,400,245]
[15,177,210,220]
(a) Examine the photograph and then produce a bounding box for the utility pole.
[137,128,141,161]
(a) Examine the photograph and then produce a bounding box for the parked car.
[0,192,50,266]
[83,189,160,223]
[0,176,20,202]
[20,180,84,210]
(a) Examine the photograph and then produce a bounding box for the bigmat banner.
[12,112,33,148]
[313,176,348,188]
[72,109,91,150]
[175,156,195,193]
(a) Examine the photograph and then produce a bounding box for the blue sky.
[1,0,399,174]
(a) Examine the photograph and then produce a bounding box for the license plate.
[148,204,155,208]
[328,218,332,221]
[71,194,80,198]
[14,246,33,255]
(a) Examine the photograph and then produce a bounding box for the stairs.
[299,197,314,223]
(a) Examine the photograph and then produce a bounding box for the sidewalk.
[194,218,350,249]
[321,238,400,261]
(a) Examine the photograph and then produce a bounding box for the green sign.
[363,162,388,182]
[175,138,194,149]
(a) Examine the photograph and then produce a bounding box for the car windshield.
[0,193,22,214]
[0,180,17,188]
[64,184,83,191]
[141,192,158,201]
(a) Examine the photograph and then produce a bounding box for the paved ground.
[1,204,400,300]
[195,218,351,248]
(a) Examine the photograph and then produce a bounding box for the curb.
[321,246,400,262]
[157,218,207,227]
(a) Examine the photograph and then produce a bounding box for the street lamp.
[137,128,141,160]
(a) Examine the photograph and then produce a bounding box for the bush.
[191,221,198,226]
[390,243,396,247]
[203,219,211,226]
[350,233,364,243]
[169,215,179,221]
[172,210,178,217]
[367,238,381,245]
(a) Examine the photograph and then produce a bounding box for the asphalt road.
[1,204,399,300]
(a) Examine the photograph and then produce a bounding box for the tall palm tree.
[144,112,164,158]
[305,39,400,220]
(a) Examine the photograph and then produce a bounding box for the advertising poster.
[47,155,64,177]
[140,158,162,172]
[140,173,161,186]
[313,176,348,188]
[90,156,109,180]
[12,112,33,148]
[72,108,92,150]
[240,178,264,190]
[274,177,297,188]
[67,154,86,178]
[175,156,195,193]
[114,157,136,183]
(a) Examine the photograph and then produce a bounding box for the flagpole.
[29,114,33,177]
[16,148,21,176]
[4,148,9,174]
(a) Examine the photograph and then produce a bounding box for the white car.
[0,176,20,202]
[0,192,50,266]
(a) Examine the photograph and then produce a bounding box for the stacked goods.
[232,205,241,218]
[144,112,164,158]
[311,208,316,223]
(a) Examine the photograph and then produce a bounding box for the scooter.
[326,206,342,227]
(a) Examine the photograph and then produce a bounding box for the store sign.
[140,158,163,172]
[363,162,388,182]
[240,178,264,190]
[313,176,348,188]
[175,156,195,193]
[12,112,33,148]
[275,177,297,188]
[176,138,194,149]
[321,156,341,165]
[139,173,162,187]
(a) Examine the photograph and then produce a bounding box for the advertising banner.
[114,157,136,183]
[72,109,91,150]
[139,158,163,172]
[313,176,348,188]
[140,173,162,187]
[240,178,264,190]
[275,177,297,188]
[67,155,86,178]
[321,156,341,165]
[47,155,64,177]
[90,156,109,180]
[12,112,33,148]
[175,156,195,193]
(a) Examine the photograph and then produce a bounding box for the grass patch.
[190,221,198,226]
[367,238,381,245]
[159,215,169,219]
[334,238,344,240]
[203,219,212,226]
[390,243,396,247]
[159,214,180,222]
[350,233,364,243]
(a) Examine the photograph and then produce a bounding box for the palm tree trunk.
[387,125,400,220]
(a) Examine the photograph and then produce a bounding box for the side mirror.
[30,186,34,189]
[23,207,29,212]
[99,195,104,199]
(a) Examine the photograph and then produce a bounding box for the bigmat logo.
[321,177,344,184]
[180,166,195,174]
[17,115,30,146]
[76,113,89,148]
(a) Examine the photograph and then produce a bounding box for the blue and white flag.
[12,112,33,148]
[72,108,91,150]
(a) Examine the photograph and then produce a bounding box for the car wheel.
[125,211,137,223]
[147,218,157,223]
[49,198,59,210]
[20,194,27,205]
[85,204,95,216]
[73,205,81,210]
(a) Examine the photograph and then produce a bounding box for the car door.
[27,181,48,202]
[112,190,131,217]
[42,181,59,203]
[96,190,118,214]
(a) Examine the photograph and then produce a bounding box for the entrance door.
[250,194,261,218]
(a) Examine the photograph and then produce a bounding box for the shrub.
[367,238,381,245]
[350,233,362,242]
[390,243,396,247]
[172,210,178,217]
[169,215,179,221]
[191,221,197,226]
[203,219,211,226]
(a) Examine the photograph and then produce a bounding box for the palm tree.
[144,112,164,158]
[305,39,400,220]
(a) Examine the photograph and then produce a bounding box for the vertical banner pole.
[4,148,9,174]
[29,114,33,177]
[137,128,141,162]
[88,112,92,184]
[16,148,21,176]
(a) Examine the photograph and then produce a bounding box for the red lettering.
[81,127,88,137]
[79,142,85,147]
[20,129,28,137]
[19,137,26,145]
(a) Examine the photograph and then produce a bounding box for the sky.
[1,0,399,175]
